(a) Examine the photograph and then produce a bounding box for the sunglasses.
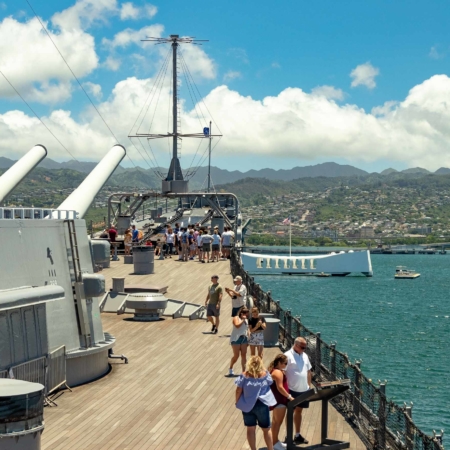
[295,344,307,349]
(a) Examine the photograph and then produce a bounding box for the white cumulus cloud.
[0,16,98,103]
[119,2,157,20]
[311,85,345,101]
[83,82,102,100]
[102,24,164,49]
[4,71,450,173]
[52,0,118,30]
[350,62,380,89]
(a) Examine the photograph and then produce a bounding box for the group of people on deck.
[235,340,312,450]
[163,223,234,262]
[205,274,313,450]
[100,222,234,261]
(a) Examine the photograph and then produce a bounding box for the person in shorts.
[268,354,293,450]
[221,226,232,259]
[205,275,222,334]
[249,307,266,358]
[211,229,221,262]
[229,306,249,376]
[235,356,276,450]
[284,337,313,445]
[225,275,247,317]
[201,230,213,263]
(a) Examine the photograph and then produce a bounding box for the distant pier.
[242,246,448,255]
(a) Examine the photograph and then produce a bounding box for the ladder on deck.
[65,220,91,348]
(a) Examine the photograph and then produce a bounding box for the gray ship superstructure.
[0,144,126,388]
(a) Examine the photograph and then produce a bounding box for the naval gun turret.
[0,145,47,204]
[0,145,127,390]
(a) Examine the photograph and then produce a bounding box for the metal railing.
[0,207,77,220]
[2,346,68,398]
[231,250,444,450]
[9,356,47,386]
[47,346,67,395]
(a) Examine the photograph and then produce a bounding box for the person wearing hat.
[205,275,222,334]
[225,275,248,317]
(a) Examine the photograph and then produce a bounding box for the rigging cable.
[188,136,223,180]
[177,48,223,178]
[130,46,171,138]
[128,48,173,177]
[178,54,209,177]
[140,47,174,177]
[0,70,79,162]
[24,0,143,168]
[179,47,223,135]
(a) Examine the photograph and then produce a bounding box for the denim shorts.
[242,399,271,428]
[231,335,248,345]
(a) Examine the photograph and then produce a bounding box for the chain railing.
[231,249,444,450]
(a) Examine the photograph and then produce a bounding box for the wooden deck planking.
[42,257,366,450]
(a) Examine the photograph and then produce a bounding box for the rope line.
[24,0,143,168]
[0,70,79,161]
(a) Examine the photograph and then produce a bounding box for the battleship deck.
[42,257,366,450]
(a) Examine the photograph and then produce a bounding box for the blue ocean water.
[254,253,450,434]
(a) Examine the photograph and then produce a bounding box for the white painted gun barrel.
[0,145,47,204]
[57,145,126,219]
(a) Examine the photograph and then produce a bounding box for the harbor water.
[254,251,450,434]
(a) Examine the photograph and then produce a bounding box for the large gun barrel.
[57,144,126,219]
[0,145,47,204]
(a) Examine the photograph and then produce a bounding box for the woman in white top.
[229,306,249,376]
[165,227,175,258]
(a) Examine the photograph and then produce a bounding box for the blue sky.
[0,0,450,173]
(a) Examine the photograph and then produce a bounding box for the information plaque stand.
[286,380,350,450]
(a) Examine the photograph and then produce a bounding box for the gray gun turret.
[57,144,126,218]
[0,144,47,204]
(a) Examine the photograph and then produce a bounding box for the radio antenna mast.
[131,35,221,194]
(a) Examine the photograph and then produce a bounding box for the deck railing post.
[315,332,321,380]
[285,310,292,347]
[330,343,336,380]
[405,404,414,450]
[354,361,361,420]
[377,382,386,450]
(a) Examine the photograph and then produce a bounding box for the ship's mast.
[131,34,221,194]
[172,37,178,181]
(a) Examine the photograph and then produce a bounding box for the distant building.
[413,226,432,235]
[359,226,375,238]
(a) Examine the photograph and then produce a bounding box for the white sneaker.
[274,442,286,450]
[228,368,234,376]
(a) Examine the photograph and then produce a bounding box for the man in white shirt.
[284,337,313,445]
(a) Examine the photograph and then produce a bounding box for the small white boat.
[395,266,420,279]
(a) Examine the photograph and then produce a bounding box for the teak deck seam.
[42,257,366,449]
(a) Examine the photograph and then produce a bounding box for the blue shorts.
[242,399,271,428]
[231,335,248,345]
[289,389,310,409]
